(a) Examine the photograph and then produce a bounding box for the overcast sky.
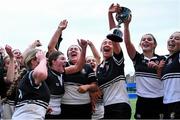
[0,0,179,75]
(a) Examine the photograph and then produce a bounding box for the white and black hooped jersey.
[162,51,180,104]
[45,68,64,115]
[133,52,165,98]
[12,70,50,120]
[96,51,129,106]
[61,63,97,105]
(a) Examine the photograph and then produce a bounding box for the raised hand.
[87,40,93,46]
[109,3,121,13]
[77,39,87,49]
[31,40,42,48]
[36,50,46,62]
[5,44,14,58]
[124,14,132,26]
[58,19,68,31]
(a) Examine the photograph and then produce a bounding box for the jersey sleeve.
[28,71,42,89]
[87,64,97,84]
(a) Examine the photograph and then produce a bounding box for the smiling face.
[48,51,66,72]
[167,32,180,54]
[86,56,97,70]
[3,56,19,71]
[13,49,22,59]
[13,49,23,64]
[101,39,113,60]
[53,54,66,72]
[140,34,157,53]
[67,45,81,64]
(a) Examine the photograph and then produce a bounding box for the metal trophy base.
[106,34,123,42]
[106,28,123,42]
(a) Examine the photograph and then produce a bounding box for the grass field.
[130,99,137,120]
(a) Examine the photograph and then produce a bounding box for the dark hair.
[140,33,157,45]
[48,51,64,66]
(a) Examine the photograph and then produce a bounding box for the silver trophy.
[107,7,131,42]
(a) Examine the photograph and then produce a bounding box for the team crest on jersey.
[81,68,86,74]
[56,83,60,86]
[167,58,172,65]
[142,59,147,64]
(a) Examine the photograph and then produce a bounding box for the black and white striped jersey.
[46,68,64,95]
[12,70,50,120]
[133,52,165,98]
[162,51,180,104]
[16,70,50,107]
[61,63,97,104]
[45,68,64,115]
[96,51,129,106]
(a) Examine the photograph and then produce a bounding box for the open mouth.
[103,47,111,52]
[168,43,175,48]
[90,63,95,68]
[16,56,22,59]
[144,45,150,47]
[71,52,77,57]
[142,43,150,48]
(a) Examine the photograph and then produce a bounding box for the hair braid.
[1,68,27,103]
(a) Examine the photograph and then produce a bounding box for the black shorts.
[104,103,131,119]
[45,114,61,119]
[61,103,92,119]
[134,96,163,119]
[163,101,180,119]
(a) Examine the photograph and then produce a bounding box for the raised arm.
[123,14,136,59]
[22,40,42,58]
[48,19,68,54]
[65,39,87,74]
[5,45,15,84]
[108,3,121,54]
[87,40,101,64]
[32,51,48,85]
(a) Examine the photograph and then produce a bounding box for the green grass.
[130,99,137,120]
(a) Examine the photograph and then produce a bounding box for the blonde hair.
[23,49,40,70]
